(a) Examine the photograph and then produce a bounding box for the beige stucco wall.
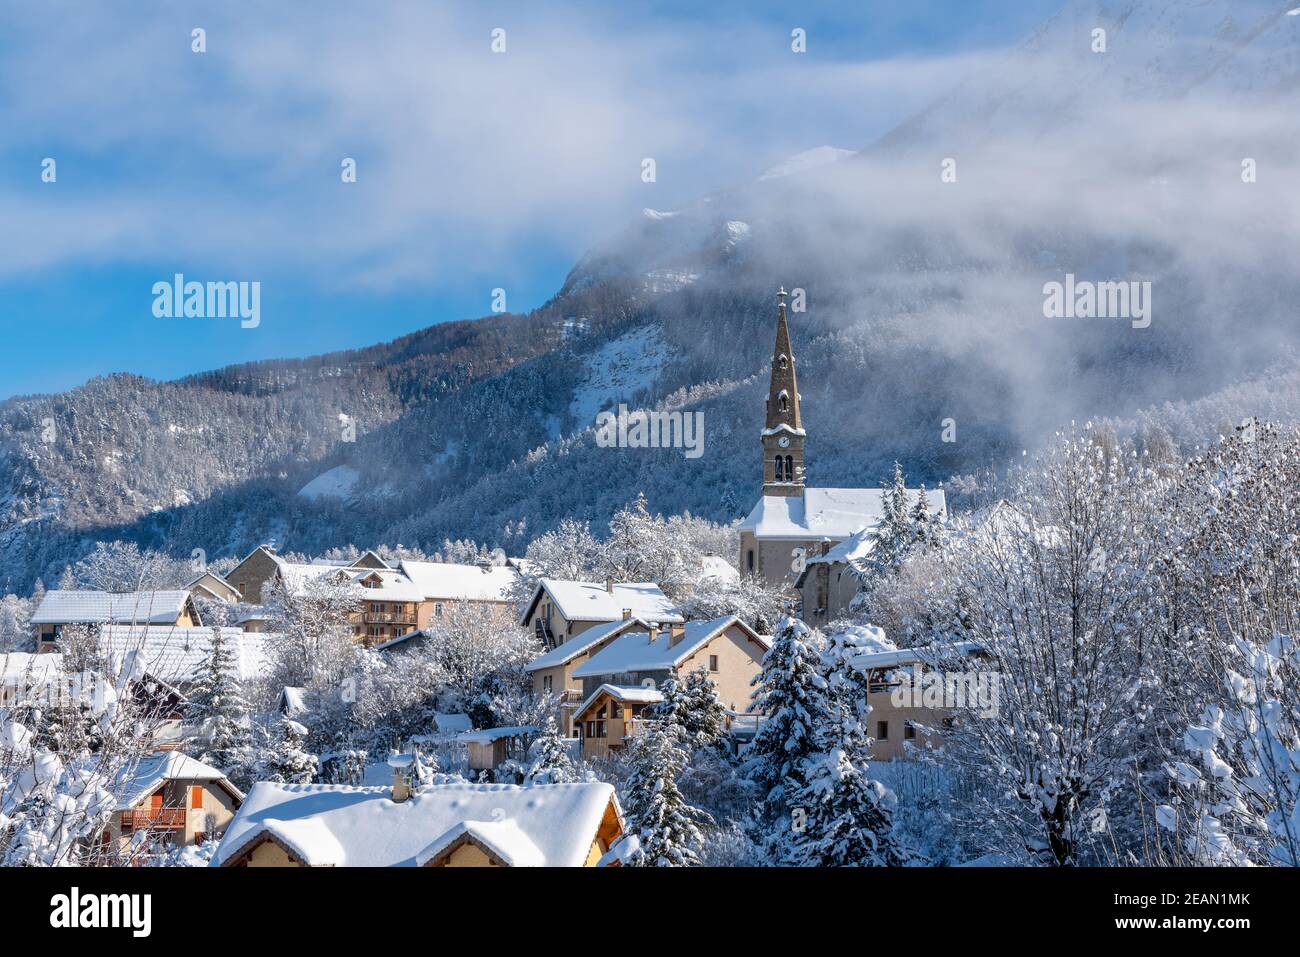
[675,624,767,713]
[864,690,951,762]
[243,840,301,867]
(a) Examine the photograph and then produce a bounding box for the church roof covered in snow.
[211,781,621,867]
[521,579,683,626]
[572,615,767,679]
[739,487,947,541]
[31,590,194,625]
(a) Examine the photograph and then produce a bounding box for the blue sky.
[0,0,1065,399]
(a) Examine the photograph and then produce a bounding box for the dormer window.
[778,354,788,370]
[778,390,789,413]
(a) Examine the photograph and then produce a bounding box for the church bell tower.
[761,287,805,497]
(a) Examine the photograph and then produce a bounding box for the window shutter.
[191,786,203,809]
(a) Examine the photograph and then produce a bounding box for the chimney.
[668,623,686,647]
[622,608,633,620]
[387,753,415,803]
[648,624,659,643]
[605,577,614,594]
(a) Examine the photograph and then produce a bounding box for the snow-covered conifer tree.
[619,721,712,866]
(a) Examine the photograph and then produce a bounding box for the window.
[877,721,889,741]
[542,675,553,693]
[778,393,788,412]
[586,721,596,738]
[746,550,754,573]
[596,720,606,738]
[435,602,444,617]
[774,456,786,482]
[785,455,794,480]
[904,723,916,740]
[708,655,719,672]
[779,354,788,370]
[190,786,203,809]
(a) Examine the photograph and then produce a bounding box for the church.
[738,289,945,621]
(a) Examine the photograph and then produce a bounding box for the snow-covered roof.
[523,617,647,673]
[185,571,240,600]
[739,487,946,541]
[458,725,539,745]
[399,561,519,603]
[31,590,193,626]
[573,684,664,721]
[522,579,683,626]
[211,781,620,868]
[805,526,876,567]
[572,615,767,679]
[848,640,985,672]
[699,555,739,584]
[114,751,242,811]
[99,626,269,686]
[419,819,545,867]
[0,652,65,684]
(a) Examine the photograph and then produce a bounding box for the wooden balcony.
[123,808,187,830]
[363,610,418,625]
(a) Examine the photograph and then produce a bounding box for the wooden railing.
[124,808,187,830]
[363,611,418,625]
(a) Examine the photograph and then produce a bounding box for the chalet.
[571,684,664,760]
[106,752,243,854]
[184,571,242,603]
[31,590,201,653]
[524,615,650,735]
[519,578,682,650]
[738,289,944,589]
[570,615,771,758]
[212,780,624,867]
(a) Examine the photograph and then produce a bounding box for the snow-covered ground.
[568,326,668,426]
[297,465,360,501]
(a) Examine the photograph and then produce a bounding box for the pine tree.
[619,722,713,866]
[908,483,942,549]
[743,617,826,816]
[265,717,318,784]
[783,625,907,866]
[652,669,728,751]
[524,716,577,784]
[188,629,252,777]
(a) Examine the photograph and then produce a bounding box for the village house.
[98,625,269,745]
[569,615,770,759]
[105,752,243,855]
[524,615,650,736]
[31,590,202,653]
[519,577,682,650]
[225,546,521,645]
[854,641,986,761]
[184,570,242,603]
[738,289,944,591]
[211,779,624,867]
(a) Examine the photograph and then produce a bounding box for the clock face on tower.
[778,436,790,448]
